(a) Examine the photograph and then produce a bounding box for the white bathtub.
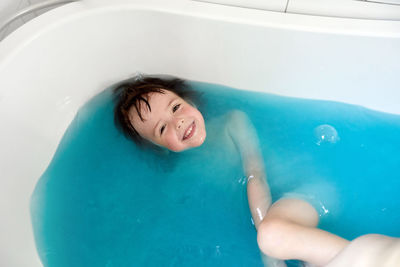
[0,0,399,265]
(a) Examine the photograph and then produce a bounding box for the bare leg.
[326,234,400,267]
[257,198,349,266]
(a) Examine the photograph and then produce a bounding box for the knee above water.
[257,219,291,258]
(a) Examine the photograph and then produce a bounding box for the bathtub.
[0,0,399,266]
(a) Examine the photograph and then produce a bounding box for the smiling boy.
[112,74,400,267]
[127,90,206,152]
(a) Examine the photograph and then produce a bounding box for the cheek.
[192,108,205,125]
[166,141,185,152]
[164,132,183,152]
[186,106,200,117]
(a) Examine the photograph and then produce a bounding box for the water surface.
[31,81,400,266]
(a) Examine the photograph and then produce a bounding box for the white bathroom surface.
[0,0,399,266]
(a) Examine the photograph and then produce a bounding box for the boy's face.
[129,90,206,152]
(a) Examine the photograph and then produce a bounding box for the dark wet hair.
[113,74,198,146]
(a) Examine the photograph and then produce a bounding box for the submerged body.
[31,78,400,266]
[115,76,400,266]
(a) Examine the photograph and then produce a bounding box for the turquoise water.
[31,81,400,267]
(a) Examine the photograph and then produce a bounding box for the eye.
[160,124,166,135]
[172,104,181,113]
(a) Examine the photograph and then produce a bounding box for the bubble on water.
[314,124,340,146]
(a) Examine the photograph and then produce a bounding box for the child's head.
[113,74,206,152]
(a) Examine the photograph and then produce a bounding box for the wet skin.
[128,90,206,152]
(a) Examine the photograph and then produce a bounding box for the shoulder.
[224,110,260,150]
[225,110,252,132]
[226,110,249,121]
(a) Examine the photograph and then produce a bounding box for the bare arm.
[226,110,272,229]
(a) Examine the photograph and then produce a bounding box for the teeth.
[184,125,193,138]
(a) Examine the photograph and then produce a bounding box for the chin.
[191,133,206,148]
[170,132,206,152]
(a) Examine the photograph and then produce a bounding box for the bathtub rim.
[1,0,400,71]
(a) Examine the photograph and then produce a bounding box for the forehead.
[135,90,178,116]
[128,90,179,130]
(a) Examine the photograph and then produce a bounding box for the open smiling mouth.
[183,121,196,141]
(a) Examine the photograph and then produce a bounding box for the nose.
[176,118,184,130]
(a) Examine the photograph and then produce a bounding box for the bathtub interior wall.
[0,0,400,266]
[0,0,41,40]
